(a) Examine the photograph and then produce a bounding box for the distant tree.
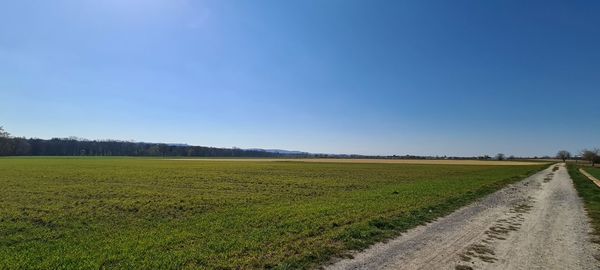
[508,155,516,160]
[146,145,161,156]
[581,149,600,167]
[495,153,505,161]
[556,150,571,163]
[14,138,31,155]
[0,126,9,138]
[0,126,13,156]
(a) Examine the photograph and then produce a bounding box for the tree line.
[2,126,598,162]
[557,149,600,166]
[0,127,282,157]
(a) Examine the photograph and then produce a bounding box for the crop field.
[0,158,545,269]
[168,158,544,166]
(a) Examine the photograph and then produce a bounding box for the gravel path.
[326,164,599,270]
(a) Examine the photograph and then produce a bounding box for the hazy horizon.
[2,0,599,157]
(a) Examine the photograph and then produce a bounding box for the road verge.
[568,165,600,254]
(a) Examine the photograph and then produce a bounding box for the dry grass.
[166,158,545,166]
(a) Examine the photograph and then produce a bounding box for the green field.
[0,158,544,269]
[587,166,600,179]
[569,165,600,247]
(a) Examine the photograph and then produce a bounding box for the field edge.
[567,164,600,261]
[296,164,549,269]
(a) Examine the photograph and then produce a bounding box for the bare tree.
[495,153,505,161]
[0,126,9,138]
[556,150,571,163]
[581,149,600,167]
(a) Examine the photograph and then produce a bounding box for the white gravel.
[326,164,599,270]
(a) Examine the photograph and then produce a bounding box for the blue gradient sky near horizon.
[1,0,599,156]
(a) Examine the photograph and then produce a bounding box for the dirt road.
[327,164,599,270]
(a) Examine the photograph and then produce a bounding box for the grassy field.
[587,166,600,179]
[167,158,545,165]
[569,165,600,247]
[0,158,545,269]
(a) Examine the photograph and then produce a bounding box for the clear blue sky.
[1,0,599,156]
